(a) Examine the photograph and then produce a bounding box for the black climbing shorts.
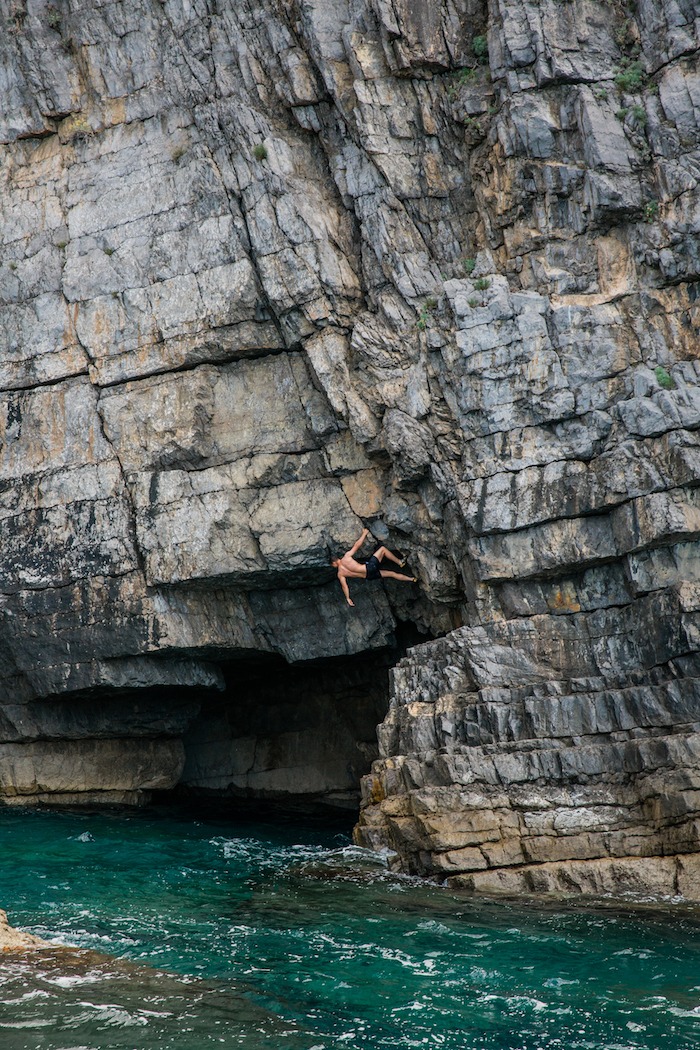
[365,554,382,581]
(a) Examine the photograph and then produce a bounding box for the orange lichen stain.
[368,777,385,805]
[103,97,127,126]
[341,469,382,518]
[89,302,110,345]
[547,584,581,614]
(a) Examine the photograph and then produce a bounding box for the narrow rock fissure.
[91,340,294,390]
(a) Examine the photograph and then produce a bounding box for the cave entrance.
[165,621,428,820]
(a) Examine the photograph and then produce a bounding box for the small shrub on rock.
[631,104,647,126]
[417,298,438,331]
[615,60,645,92]
[472,35,488,63]
[654,365,675,390]
[644,200,659,222]
[46,5,61,29]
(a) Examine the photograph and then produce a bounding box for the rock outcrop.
[355,621,700,898]
[0,909,46,950]
[1,0,700,889]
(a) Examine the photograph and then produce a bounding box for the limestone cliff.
[1,0,699,891]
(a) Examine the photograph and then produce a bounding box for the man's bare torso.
[336,552,367,578]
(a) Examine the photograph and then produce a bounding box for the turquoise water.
[1,809,700,1049]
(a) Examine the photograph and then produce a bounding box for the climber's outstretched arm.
[339,574,354,607]
[347,527,369,557]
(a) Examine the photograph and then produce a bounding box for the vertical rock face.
[1,0,700,888]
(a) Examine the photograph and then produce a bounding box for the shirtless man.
[331,527,417,607]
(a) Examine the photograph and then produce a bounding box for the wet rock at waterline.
[0,909,47,951]
[1,0,700,892]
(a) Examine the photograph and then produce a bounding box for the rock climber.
[331,527,417,607]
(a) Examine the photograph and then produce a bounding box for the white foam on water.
[0,1020,55,1029]
[0,989,51,1004]
[46,975,106,988]
[416,920,451,933]
[74,1001,150,1028]
[390,1000,427,1014]
[613,947,655,959]
[668,1005,700,1019]
[544,977,580,989]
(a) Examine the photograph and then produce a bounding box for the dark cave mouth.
[165,620,429,818]
[7,622,429,823]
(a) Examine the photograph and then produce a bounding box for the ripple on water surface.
[1,808,699,1050]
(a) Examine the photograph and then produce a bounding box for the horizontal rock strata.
[355,602,700,897]
[0,0,699,891]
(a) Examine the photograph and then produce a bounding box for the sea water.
[0,808,699,1050]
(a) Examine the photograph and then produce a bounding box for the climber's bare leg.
[379,569,416,583]
[374,545,405,568]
